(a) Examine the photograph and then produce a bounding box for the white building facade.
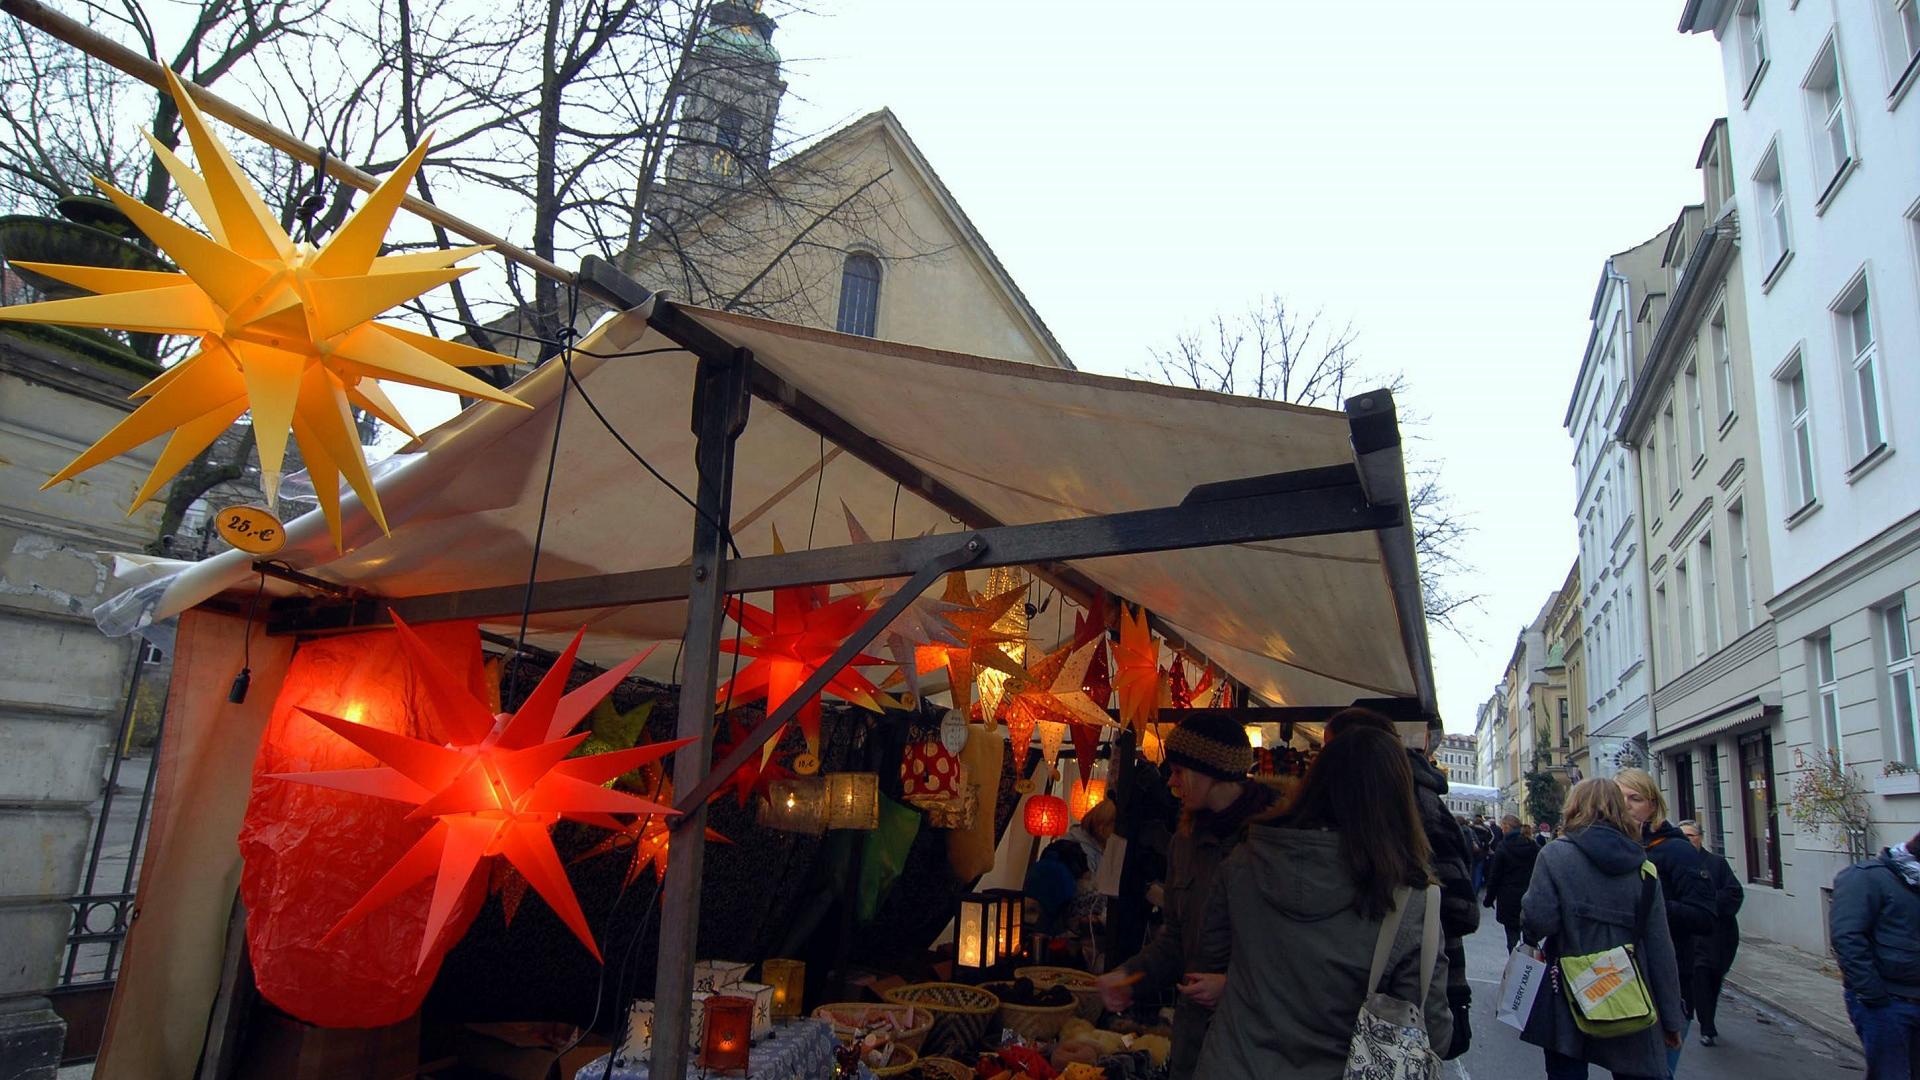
[1682,0,1920,955]
[1435,734,1481,815]
[1567,230,1672,776]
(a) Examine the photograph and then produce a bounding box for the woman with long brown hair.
[1191,725,1450,1077]
[1520,778,1685,1079]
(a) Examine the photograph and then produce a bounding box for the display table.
[582,1018,872,1079]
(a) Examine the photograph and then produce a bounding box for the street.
[1453,914,1862,1079]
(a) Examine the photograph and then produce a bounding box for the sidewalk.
[1723,935,1861,1056]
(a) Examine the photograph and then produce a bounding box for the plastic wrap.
[237,621,489,1027]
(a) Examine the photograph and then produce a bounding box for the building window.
[1712,308,1735,424]
[1729,500,1754,635]
[1685,356,1707,467]
[1738,1,1770,100]
[1662,401,1682,501]
[1739,731,1782,887]
[1886,598,1919,765]
[1674,753,1697,823]
[835,253,881,337]
[1833,274,1887,468]
[1753,142,1791,282]
[1676,558,1695,663]
[1813,631,1843,762]
[1697,532,1721,656]
[1703,747,1727,853]
[1672,233,1690,285]
[1880,0,1920,101]
[716,108,747,153]
[1803,39,1855,203]
[1776,352,1818,513]
[1654,582,1670,672]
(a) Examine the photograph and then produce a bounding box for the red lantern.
[701,995,754,1071]
[1024,794,1069,838]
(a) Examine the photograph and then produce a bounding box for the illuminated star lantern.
[842,504,969,702]
[1112,604,1165,730]
[998,639,1111,778]
[1166,659,1194,709]
[1068,599,1114,768]
[716,533,890,765]
[1,70,526,547]
[573,761,730,889]
[272,615,683,967]
[915,573,1028,715]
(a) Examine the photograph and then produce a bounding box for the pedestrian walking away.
[1095,713,1281,1080]
[1830,829,1920,1080]
[1485,813,1540,953]
[1615,767,1716,1078]
[1679,818,1743,1047]
[1518,778,1685,1080]
[1192,726,1450,1078]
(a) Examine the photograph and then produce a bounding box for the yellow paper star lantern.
[0,70,527,547]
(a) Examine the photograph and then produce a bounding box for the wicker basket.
[981,981,1077,1042]
[867,1042,919,1077]
[1015,965,1103,1023]
[811,1002,933,1054]
[881,983,1000,1058]
[907,1059,974,1080]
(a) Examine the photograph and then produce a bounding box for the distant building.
[1434,733,1480,815]
[1547,560,1587,780]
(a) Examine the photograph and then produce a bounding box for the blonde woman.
[1520,778,1685,1079]
[1614,767,1717,1075]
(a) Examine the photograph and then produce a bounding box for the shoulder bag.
[1556,861,1660,1038]
[1343,884,1443,1080]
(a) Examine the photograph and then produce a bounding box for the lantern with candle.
[618,1000,655,1061]
[762,776,828,835]
[824,771,879,830]
[1024,793,1069,838]
[699,995,753,1072]
[955,892,1000,976]
[733,981,776,1039]
[983,888,1025,963]
[759,958,805,1019]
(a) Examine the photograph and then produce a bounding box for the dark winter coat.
[1830,852,1920,1004]
[1697,848,1743,973]
[1407,751,1479,1058]
[1484,828,1539,929]
[1520,824,1686,1078]
[1642,821,1717,983]
[1194,826,1451,1079]
[1119,781,1283,1080]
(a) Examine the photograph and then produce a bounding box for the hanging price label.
[793,753,821,776]
[939,709,970,754]
[216,504,286,555]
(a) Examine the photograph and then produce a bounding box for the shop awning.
[1648,694,1779,754]
[106,300,1433,713]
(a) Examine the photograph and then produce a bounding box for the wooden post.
[649,350,750,1080]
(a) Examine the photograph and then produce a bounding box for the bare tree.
[1137,296,1479,636]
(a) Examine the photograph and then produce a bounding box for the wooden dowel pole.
[0,0,574,285]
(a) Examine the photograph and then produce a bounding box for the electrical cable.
[807,432,824,551]
[507,286,578,700]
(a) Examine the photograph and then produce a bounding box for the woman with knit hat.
[1094,713,1282,1080]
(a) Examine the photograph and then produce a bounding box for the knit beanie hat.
[1164,713,1253,781]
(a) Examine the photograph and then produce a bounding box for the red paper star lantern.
[1112,604,1164,730]
[273,614,687,967]
[1069,599,1114,769]
[574,765,731,889]
[715,579,889,766]
[1166,658,1193,709]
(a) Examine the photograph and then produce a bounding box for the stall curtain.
[96,610,295,1080]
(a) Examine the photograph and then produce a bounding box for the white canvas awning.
[109,304,1432,711]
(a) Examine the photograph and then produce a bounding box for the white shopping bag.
[1496,944,1549,1031]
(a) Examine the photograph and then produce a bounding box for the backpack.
[1344,885,1444,1080]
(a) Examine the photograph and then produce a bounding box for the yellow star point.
[2,70,528,547]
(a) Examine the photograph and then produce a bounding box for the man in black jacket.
[1483,814,1539,952]
[1681,819,1744,1046]
[1831,831,1920,1079]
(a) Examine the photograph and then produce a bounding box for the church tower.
[653,1,787,231]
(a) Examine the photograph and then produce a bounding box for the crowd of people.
[1022,706,1920,1079]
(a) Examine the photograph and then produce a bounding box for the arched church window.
[716,108,747,153]
[836,253,880,337]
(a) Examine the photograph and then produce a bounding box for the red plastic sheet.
[237,621,488,1027]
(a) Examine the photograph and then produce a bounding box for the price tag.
[793,753,820,776]
[939,710,969,754]
[216,505,286,555]
[1014,778,1035,795]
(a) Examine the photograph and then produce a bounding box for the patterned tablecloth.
[579,1017,873,1079]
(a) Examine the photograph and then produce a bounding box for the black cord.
[507,287,578,698]
[399,307,693,362]
[888,482,900,541]
[807,433,824,551]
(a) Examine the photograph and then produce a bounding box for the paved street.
[1453,914,1862,1079]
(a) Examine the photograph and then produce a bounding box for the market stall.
[0,12,1441,1079]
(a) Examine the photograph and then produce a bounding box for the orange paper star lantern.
[272,615,683,967]
[0,70,526,547]
[1112,604,1164,730]
[573,764,730,889]
[999,639,1113,777]
[914,573,1027,714]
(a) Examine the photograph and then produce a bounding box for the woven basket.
[882,983,1000,1058]
[812,1002,933,1054]
[867,1043,918,1077]
[1015,965,1103,1023]
[907,1059,974,1080]
[981,980,1076,1042]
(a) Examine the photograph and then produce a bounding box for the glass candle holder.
[825,771,879,830]
[760,958,806,1019]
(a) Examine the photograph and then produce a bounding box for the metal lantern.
[1024,793,1069,838]
[956,892,1000,974]
[984,888,1025,963]
[699,995,753,1071]
[760,958,805,1019]
[825,771,879,830]
[762,776,827,835]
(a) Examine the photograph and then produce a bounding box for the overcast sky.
[765,0,1729,732]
